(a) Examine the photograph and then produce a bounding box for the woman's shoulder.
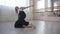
[19,11,25,13]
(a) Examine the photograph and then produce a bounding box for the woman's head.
[15,6,19,13]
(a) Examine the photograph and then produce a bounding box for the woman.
[14,5,34,28]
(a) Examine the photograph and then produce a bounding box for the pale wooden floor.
[0,20,60,34]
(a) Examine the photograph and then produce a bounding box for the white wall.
[0,5,33,22]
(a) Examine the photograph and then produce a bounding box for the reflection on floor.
[0,20,60,34]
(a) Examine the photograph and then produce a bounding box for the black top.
[18,11,26,19]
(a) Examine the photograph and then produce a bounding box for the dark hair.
[15,6,19,13]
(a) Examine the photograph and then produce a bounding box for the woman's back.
[18,11,26,20]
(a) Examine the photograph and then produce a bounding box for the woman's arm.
[24,5,34,9]
[19,5,34,10]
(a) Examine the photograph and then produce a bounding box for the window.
[36,0,45,12]
[37,0,45,9]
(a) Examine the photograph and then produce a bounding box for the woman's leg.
[14,20,24,28]
[23,20,29,26]
[14,20,19,28]
[23,20,35,28]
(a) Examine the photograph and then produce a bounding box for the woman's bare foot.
[23,23,35,29]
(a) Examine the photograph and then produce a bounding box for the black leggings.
[14,20,29,28]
